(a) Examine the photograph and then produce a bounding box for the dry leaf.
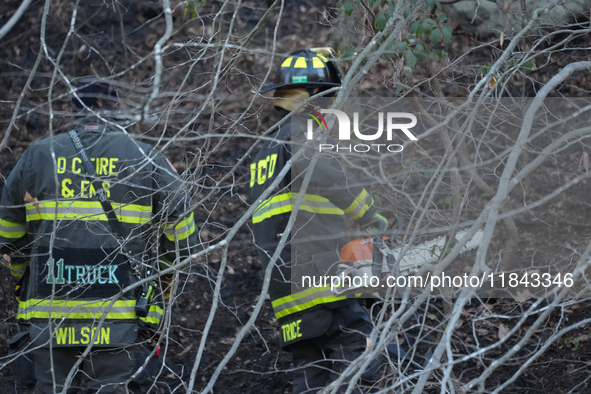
[477,328,489,336]
[583,151,589,173]
[477,304,493,317]
[488,77,497,90]
[514,289,531,303]
[500,33,504,48]
[178,343,193,357]
[1,254,11,265]
[498,324,509,339]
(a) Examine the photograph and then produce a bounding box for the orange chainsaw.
[334,225,484,296]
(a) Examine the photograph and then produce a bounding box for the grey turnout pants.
[290,302,376,394]
[21,338,158,394]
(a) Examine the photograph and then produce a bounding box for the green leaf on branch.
[410,21,420,34]
[439,13,447,23]
[477,63,492,77]
[414,43,425,60]
[373,0,382,7]
[398,41,406,54]
[523,60,537,73]
[416,24,424,37]
[396,85,404,95]
[375,13,387,32]
[424,18,437,29]
[406,49,417,69]
[442,23,453,44]
[430,28,441,44]
[384,41,396,59]
[403,7,410,18]
[445,196,453,208]
[344,0,354,16]
[338,45,357,60]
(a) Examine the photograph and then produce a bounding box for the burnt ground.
[1,0,591,393]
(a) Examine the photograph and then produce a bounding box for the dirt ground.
[1,1,591,393]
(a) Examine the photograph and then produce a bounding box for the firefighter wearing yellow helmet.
[249,49,388,393]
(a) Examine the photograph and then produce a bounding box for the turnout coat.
[248,112,377,348]
[0,120,197,347]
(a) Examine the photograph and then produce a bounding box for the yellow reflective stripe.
[9,261,29,278]
[159,256,173,267]
[0,218,26,239]
[19,298,135,309]
[343,189,373,221]
[317,54,328,61]
[271,286,345,319]
[312,56,325,68]
[253,193,292,223]
[25,200,152,224]
[252,192,344,224]
[163,212,196,241]
[139,304,164,324]
[281,57,293,67]
[18,310,137,320]
[294,57,307,68]
[272,286,327,307]
[254,192,341,209]
[257,192,291,208]
[253,206,291,223]
[17,298,163,322]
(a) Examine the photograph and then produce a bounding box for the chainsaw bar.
[392,228,484,275]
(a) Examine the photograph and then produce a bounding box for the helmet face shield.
[260,49,342,94]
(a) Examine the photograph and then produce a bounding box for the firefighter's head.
[260,48,342,112]
[72,77,119,113]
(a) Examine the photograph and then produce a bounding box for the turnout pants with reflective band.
[31,338,158,394]
[289,303,374,394]
[8,331,36,392]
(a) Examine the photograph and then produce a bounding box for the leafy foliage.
[337,0,454,72]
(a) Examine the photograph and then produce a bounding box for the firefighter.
[249,49,388,393]
[0,78,198,393]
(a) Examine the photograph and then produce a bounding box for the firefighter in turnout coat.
[249,49,388,393]
[0,78,198,393]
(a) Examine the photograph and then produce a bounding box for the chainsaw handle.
[370,213,403,279]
